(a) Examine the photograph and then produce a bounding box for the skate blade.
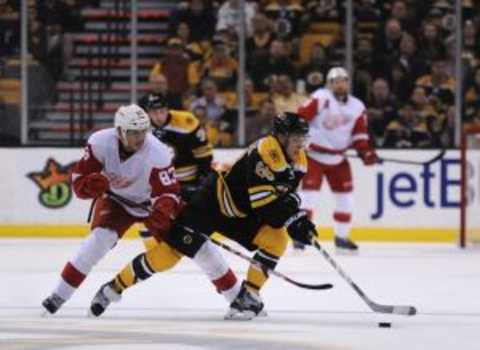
[87,309,98,318]
[335,247,359,256]
[257,310,268,317]
[224,309,256,321]
[41,309,53,318]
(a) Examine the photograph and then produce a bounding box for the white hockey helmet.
[114,104,151,141]
[326,67,349,85]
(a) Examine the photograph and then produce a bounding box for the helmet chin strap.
[117,128,131,149]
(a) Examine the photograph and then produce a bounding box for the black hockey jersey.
[151,110,213,184]
[216,134,307,226]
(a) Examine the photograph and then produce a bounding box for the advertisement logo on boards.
[371,158,461,219]
[27,158,75,208]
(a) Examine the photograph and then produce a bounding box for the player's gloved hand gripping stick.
[105,190,333,291]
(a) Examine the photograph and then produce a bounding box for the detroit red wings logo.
[322,114,351,130]
[105,172,134,189]
[321,99,352,130]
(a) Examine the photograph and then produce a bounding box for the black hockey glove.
[180,183,199,202]
[285,211,318,245]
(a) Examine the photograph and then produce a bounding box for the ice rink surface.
[1,238,480,350]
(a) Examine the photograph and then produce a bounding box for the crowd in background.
[147,0,480,148]
[1,0,480,148]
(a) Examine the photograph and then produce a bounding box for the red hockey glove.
[82,173,109,197]
[359,149,379,166]
[145,196,184,240]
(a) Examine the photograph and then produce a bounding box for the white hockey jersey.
[298,88,370,165]
[71,128,179,217]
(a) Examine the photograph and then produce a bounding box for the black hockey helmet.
[273,112,309,136]
[145,94,168,111]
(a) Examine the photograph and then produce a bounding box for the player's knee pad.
[253,225,289,258]
[164,224,207,258]
[71,227,118,274]
[144,242,182,273]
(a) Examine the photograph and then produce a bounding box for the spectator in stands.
[462,19,480,69]
[390,0,416,33]
[169,0,216,42]
[299,42,330,93]
[191,104,232,146]
[354,0,382,22]
[394,32,428,81]
[175,22,206,62]
[372,18,403,77]
[418,21,447,67]
[353,37,375,101]
[0,0,19,57]
[216,0,257,37]
[139,73,183,111]
[224,77,267,115]
[271,74,306,113]
[150,38,197,96]
[303,0,341,22]
[264,0,304,39]
[250,39,296,91]
[246,99,276,144]
[410,86,439,122]
[367,78,398,145]
[190,78,227,123]
[416,56,455,107]
[201,36,238,91]
[246,13,274,77]
[389,62,412,104]
[383,103,431,148]
[465,66,480,126]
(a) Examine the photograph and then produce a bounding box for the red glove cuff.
[74,173,109,199]
[145,195,184,240]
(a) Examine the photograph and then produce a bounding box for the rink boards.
[1,148,478,242]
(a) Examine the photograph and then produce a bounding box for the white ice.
[1,238,480,350]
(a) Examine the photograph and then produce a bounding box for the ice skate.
[41,293,65,315]
[335,236,358,254]
[89,281,121,317]
[224,283,265,321]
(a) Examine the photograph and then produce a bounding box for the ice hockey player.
[139,94,214,201]
[139,94,214,249]
[298,67,379,252]
[41,104,185,314]
[89,112,320,320]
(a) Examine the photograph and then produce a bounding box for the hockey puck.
[378,322,391,328]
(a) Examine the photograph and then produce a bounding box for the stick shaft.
[312,240,416,315]
[309,149,445,166]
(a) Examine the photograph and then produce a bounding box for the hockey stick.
[105,190,333,291]
[181,225,333,291]
[311,239,416,316]
[310,148,446,166]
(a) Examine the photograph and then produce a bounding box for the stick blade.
[370,303,417,316]
[289,282,333,290]
[393,305,417,316]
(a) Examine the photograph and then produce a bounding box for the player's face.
[124,129,148,152]
[149,108,169,127]
[286,134,308,159]
[330,77,349,100]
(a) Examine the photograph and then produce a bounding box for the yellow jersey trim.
[216,175,247,218]
[165,110,200,134]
